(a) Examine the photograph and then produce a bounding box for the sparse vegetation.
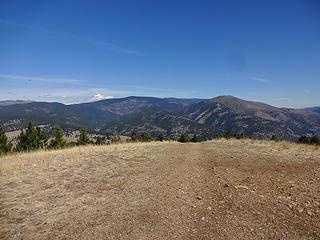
[271,135,278,141]
[0,127,12,154]
[95,136,104,145]
[77,129,91,145]
[297,134,320,146]
[190,134,198,142]
[49,126,67,149]
[130,131,153,142]
[157,133,165,142]
[1,121,319,157]
[217,131,246,140]
[1,140,319,239]
[179,133,190,143]
[16,122,47,152]
[298,135,309,144]
[310,134,320,145]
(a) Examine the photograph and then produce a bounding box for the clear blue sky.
[0,0,319,107]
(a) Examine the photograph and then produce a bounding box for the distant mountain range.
[0,96,319,140]
[0,100,33,106]
[305,107,320,113]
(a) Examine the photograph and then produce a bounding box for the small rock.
[224,184,230,187]
[197,196,203,200]
[230,156,235,159]
[201,217,206,221]
[235,185,249,190]
[307,210,313,216]
[297,207,304,213]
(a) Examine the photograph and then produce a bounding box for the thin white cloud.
[0,73,197,103]
[91,93,113,101]
[0,18,146,56]
[278,97,290,101]
[252,77,271,84]
[0,74,81,84]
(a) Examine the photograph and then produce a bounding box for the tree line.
[0,122,103,155]
[1,123,319,156]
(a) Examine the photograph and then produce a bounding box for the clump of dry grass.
[215,137,319,151]
[0,141,171,176]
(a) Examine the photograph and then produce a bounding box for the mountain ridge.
[1,96,319,140]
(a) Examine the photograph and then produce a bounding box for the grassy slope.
[0,140,320,240]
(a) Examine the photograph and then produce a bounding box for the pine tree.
[35,126,48,149]
[297,135,309,144]
[16,122,47,151]
[49,126,67,149]
[157,133,164,142]
[0,128,12,154]
[77,129,91,145]
[271,135,278,141]
[95,136,104,145]
[179,134,190,143]
[190,134,198,142]
[140,132,153,142]
[131,131,137,141]
[310,134,320,145]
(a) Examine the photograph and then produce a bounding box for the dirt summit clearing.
[1,140,320,240]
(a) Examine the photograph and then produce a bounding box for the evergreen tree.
[16,122,47,151]
[297,135,309,144]
[95,136,104,145]
[271,135,278,141]
[140,132,153,142]
[179,133,190,143]
[235,133,245,139]
[49,126,67,149]
[130,131,137,141]
[157,133,164,142]
[77,129,91,145]
[0,128,12,154]
[35,126,48,149]
[310,134,320,145]
[190,134,198,142]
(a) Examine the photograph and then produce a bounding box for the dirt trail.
[1,140,320,239]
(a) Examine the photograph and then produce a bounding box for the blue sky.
[0,0,319,107]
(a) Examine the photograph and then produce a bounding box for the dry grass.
[1,140,320,240]
[219,137,320,151]
[0,142,153,176]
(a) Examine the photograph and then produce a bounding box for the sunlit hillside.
[1,140,319,240]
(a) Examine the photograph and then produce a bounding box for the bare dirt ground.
[1,140,320,240]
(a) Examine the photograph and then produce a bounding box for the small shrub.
[130,132,153,142]
[271,135,278,141]
[297,135,309,144]
[95,136,104,145]
[310,135,320,145]
[179,134,190,143]
[190,134,198,142]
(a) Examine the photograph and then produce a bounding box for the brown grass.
[1,140,320,239]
